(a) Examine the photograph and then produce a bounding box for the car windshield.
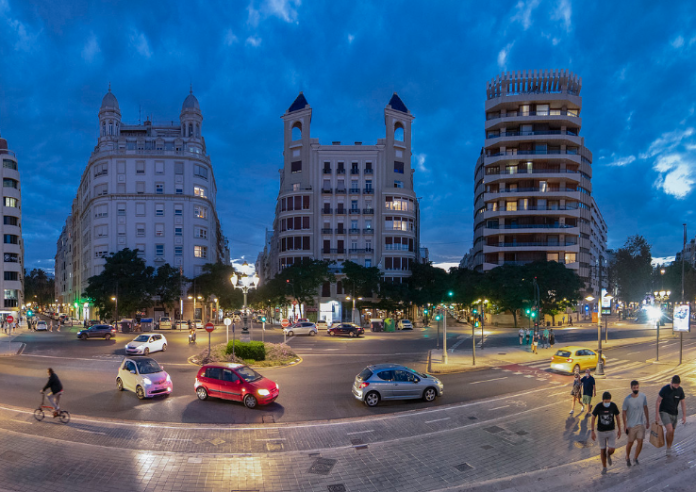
[235,366,262,382]
[135,359,162,374]
[358,368,373,380]
[133,335,150,342]
[555,350,571,358]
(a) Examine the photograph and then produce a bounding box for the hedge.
[225,340,266,361]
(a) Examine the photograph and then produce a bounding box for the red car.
[194,363,279,408]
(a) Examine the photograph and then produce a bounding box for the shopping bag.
[650,422,665,448]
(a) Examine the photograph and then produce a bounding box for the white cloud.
[1,0,41,52]
[551,0,572,32]
[81,33,100,63]
[413,153,428,173]
[511,0,540,30]
[224,29,238,46]
[347,34,354,44]
[247,4,261,27]
[640,127,694,159]
[672,36,685,48]
[248,0,300,26]
[653,153,695,198]
[497,42,514,69]
[246,35,262,47]
[608,155,636,167]
[130,30,152,58]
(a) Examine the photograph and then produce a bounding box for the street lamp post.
[654,290,671,362]
[111,296,118,331]
[230,261,260,337]
[345,296,363,324]
[481,299,488,349]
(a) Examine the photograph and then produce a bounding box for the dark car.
[328,323,364,338]
[77,324,117,340]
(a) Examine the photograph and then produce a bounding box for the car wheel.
[196,387,208,401]
[329,331,335,336]
[80,334,87,340]
[144,348,149,356]
[309,330,316,336]
[105,334,111,341]
[364,391,380,407]
[136,385,146,400]
[244,394,258,409]
[423,387,437,403]
[349,331,355,338]
[288,331,294,336]
[116,378,124,391]
[162,343,167,352]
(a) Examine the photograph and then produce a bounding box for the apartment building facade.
[55,87,230,320]
[471,70,605,290]
[264,92,422,323]
[0,133,24,316]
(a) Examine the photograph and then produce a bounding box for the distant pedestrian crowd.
[518,327,555,354]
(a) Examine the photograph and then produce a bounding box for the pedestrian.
[518,328,524,345]
[570,372,584,415]
[11,321,16,334]
[543,327,550,348]
[524,328,530,345]
[580,368,596,414]
[591,391,622,475]
[49,320,53,332]
[655,375,686,457]
[623,380,649,467]
[549,328,555,347]
[531,332,538,354]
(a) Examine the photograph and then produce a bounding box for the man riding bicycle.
[41,368,63,417]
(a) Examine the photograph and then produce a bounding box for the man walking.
[518,328,524,345]
[543,327,550,349]
[623,380,649,466]
[524,328,530,345]
[581,368,596,414]
[591,391,622,475]
[655,375,686,457]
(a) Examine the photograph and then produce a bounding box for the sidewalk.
[0,333,23,356]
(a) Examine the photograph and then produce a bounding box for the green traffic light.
[423,309,429,314]
[27,310,33,317]
[531,312,536,318]
[474,321,480,327]
[473,309,478,314]
[448,291,454,297]
[526,309,531,314]
[261,317,267,322]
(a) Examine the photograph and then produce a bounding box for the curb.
[0,342,24,357]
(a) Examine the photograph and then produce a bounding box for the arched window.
[394,123,404,142]
[195,124,200,137]
[115,122,119,136]
[292,122,302,141]
[102,122,106,136]
[108,121,113,135]
[188,123,193,137]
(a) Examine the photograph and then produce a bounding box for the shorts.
[582,395,592,405]
[597,430,616,450]
[627,426,645,442]
[660,412,678,428]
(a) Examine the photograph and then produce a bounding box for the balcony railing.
[485,224,576,230]
[363,228,374,234]
[335,188,346,194]
[488,205,579,211]
[349,208,361,214]
[364,168,374,174]
[321,188,333,194]
[321,208,333,214]
[349,228,360,234]
[351,169,360,175]
[486,110,579,121]
[336,208,347,214]
[363,188,374,194]
[487,149,579,157]
[491,242,579,247]
[321,228,333,234]
[336,228,346,234]
[363,208,374,214]
[487,130,579,139]
[349,248,374,254]
[485,259,574,266]
[487,187,578,194]
[337,169,346,174]
[349,188,361,193]
[485,169,579,176]
[323,169,332,174]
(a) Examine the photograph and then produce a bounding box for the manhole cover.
[327,485,347,492]
[308,458,337,475]
[481,445,494,450]
[516,430,528,436]
[455,463,474,472]
[209,438,225,446]
[484,426,505,434]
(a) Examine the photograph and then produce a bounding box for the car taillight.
[359,382,369,389]
[566,358,573,363]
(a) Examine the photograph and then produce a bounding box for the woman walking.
[570,372,584,415]
[549,329,556,347]
[531,331,539,354]
[518,328,524,345]
[525,328,530,345]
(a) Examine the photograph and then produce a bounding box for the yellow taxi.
[550,346,606,374]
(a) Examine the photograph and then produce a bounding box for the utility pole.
[680,223,686,365]
[596,256,605,376]
[442,307,448,364]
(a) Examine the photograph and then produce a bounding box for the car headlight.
[142,377,152,385]
[258,389,270,396]
[166,374,171,383]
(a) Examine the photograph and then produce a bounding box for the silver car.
[352,363,444,407]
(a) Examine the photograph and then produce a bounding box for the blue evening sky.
[1,0,695,273]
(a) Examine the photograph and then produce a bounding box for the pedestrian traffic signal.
[261,316,266,323]
[473,309,478,314]
[448,291,454,297]
[474,321,480,328]
[27,310,33,317]
[435,313,442,321]
[423,309,428,315]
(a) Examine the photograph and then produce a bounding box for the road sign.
[6,316,13,323]
[223,318,232,326]
[292,300,298,306]
[281,319,290,328]
[205,322,215,333]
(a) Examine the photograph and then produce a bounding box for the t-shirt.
[659,384,686,416]
[622,393,648,428]
[592,402,620,432]
[580,375,595,396]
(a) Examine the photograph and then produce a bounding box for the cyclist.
[41,368,63,417]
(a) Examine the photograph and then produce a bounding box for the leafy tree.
[341,260,382,298]
[278,259,335,307]
[613,235,653,304]
[525,261,583,324]
[190,263,243,311]
[152,264,187,313]
[377,280,412,316]
[83,248,154,319]
[249,277,290,318]
[449,267,486,306]
[659,262,696,303]
[485,264,530,327]
[24,269,55,307]
[408,262,450,307]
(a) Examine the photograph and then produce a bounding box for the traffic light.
[423,309,429,315]
[261,316,267,323]
[473,309,478,315]
[474,321,480,328]
[525,308,531,315]
[27,310,33,317]
[531,310,536,318]
[448,291,454,297]
[435,313,442,321]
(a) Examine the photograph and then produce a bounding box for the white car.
[316,320,329,331]
[283,322,317,336]
[125,334,168,355]
[397,319,414,330]
[157,317,172,330]
[36,320,48,331]
[116,357,172,400]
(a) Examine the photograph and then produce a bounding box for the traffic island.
[189,341,301,368]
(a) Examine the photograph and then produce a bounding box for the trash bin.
[120,321,131,333]
[384,318,395,332]
[370,319,383,332]
[141,318,153,332]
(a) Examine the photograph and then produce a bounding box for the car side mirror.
[130,370,136,374]
[414,379,420,383]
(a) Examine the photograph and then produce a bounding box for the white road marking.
[523,375,534,378]
[449,338,468,352]
[424,417,450,424]
[489,405,510,411]
[469,377,508,385]
[163,438,192,441]
[346,430,374,435]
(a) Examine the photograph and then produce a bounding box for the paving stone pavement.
[0,377,695,491]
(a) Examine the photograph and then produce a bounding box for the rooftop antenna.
[138,105,142,124]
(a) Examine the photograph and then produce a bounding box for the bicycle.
[34,392,70,424]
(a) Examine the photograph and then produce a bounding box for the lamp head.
[230,273,238,286]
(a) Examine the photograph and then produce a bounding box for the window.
[95,248,108,258]
[175,246,183,256]
[292,124,302,140]
[394,162,404,174]
[94,204,108,218]
[175,162,184,175]
[291,161,302,173]
[4,197,17,208]
[117,203,126,216]
[155,244,164,257]
[394,180,404,188]
[3,159,17,170]
[4,289,18,307]
[95,225,108,238]
[136,203,145,216]
[4,272,18,281]
[155,204,164,216]
[175,185,183,195]
[117,161,126,174]
[3,216,17,226]
[292,183,300,191]
[175,205,183,216]
[194,164,208,179]
[303,196,310,209]
[194,186,207,198]
[365,259,371,267]
[194,206,207,219]
[155,224,164,237]
[155,161,164,174]
[194,245,207,258]
[195,227,207,239]
[394,124,404,142]
[136,224,145,237]
[136,244,146,257]
[175,226,183,236]
[94,184,108,196]
[4,253,18,263]
[136,161,145,174]
[136,182,145,194]
[3,178,18,189]
[155,183,164,194]
[4,235,18,244]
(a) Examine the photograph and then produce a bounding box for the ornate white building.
[56,87,229,320]
[0,133,23,317]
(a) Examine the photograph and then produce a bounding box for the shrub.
[225,340,266,361]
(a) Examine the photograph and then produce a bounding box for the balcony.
[487,149,580,157]
[335,208,347,215]
[487,187,578,194]
[349,188,361,194]
[335,188,346,194]
[335,228,346,234]
[363,188,374,194]
[364,168,373,175]
[486,110,580,121]
[321,228,333,234]
[351,169,360,175]
[349,248,374,254]
[349,208,361,215]
[323,169,332,174]
[337,168,346,175]
[321,188,333,194]
[484,169,579,176]
[321,208,333,214]
[363,208,374,214]
[486,130,579,139]
[349,228,360,234]
[485,223,576,230]
[363,228,374,234]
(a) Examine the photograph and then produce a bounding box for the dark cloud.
[1,0,695,273]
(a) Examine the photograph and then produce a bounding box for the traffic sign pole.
[205,322,215,358]
[223,318,232,345]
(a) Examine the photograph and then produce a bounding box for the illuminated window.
[194,186,207,198]
[194,245,207,259]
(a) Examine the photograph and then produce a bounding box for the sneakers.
[607,454,612,466]
[626,458,631,467]
[580,405,585,413]
[601,468,607,475]
[666,447,672,457]
[569,410,574,415]
[634,458,640,465]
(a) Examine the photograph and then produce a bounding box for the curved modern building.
[472,70,604,288]
[0,133,23,317]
